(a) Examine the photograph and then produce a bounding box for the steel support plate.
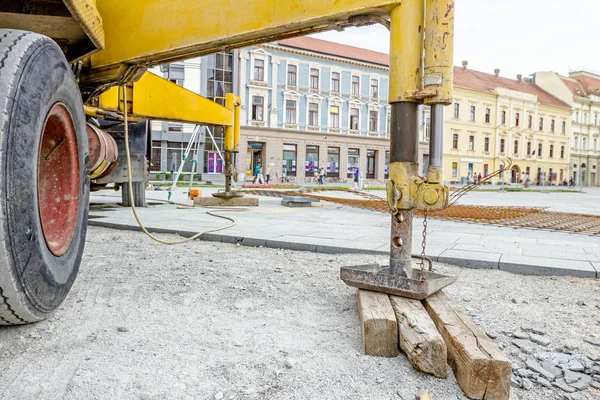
[340,264,456,300]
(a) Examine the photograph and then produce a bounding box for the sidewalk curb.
[88,219,598,279]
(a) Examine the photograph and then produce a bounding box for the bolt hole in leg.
[394,213,404,223]
[392,236,403,247]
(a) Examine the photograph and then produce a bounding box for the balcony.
[368,131,380,137]
[348,129,360,136]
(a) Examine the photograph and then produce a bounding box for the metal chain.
[418,208,429,280]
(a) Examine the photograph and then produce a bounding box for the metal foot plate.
[340,264,456,300]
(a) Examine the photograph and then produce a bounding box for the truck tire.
[121,181,146,207]
[0,30,89,324]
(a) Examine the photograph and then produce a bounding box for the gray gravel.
[0,226,598,400]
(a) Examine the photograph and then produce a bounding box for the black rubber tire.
[0,30,89,324]
[121,181,146,207]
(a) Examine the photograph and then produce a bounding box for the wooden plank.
[423,291,511,400]
[356,289,399,358]
[390,295,447,378]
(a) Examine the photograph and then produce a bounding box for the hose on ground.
[120,85,243,245]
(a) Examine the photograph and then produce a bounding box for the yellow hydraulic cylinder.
[233,96,241,153]
[423,0,455,105]
[224,93,236,152]
[388,0,424,103]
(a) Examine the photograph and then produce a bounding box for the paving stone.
[566,393,583,400]
[526,359,556,380]
[511,331,528,339]
[563,361,585,372]
[535,351,571,365]
[517,369,532,378]
[563,370,585,384]
[593,374,600,382]
[530,334,551,347]
[584,338,600,347]
[499,255,597,278]
[537,377,553,388]
[511,376,521,387]
[521,378,534,390]
[553,378,577,393]
[542,361,563,378]
[590,381,600,389]
[513,339,535,354]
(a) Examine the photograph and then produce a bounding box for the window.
[347,148,360,178]
[350,108,359,130]
[514,140,519,155]
[468,135,474,151]
[539,117,544,131]
[283,144,297,176]
[574,137,579,149]
[527,141,531,155]
[551,119,555,132]
[310,68,319,89]
[485,108,491,123]
[453,103,460,119]
[425,117,431,139]
[253,59,264,81]
[583,112,587,124]
[470,106,475,121]
[366,150,376,179]
[538,143,542,157]
[205,51,234,104]
[370,79,378,98]
[327,147,340,177]
[500,138,505,153]
[501,110,506,125]
[583,137,587,149]
[285,100,296,124]
[594,138,598,151]
[308,102,319,127]
[387,112,391,134]
[369,110,378,132]
[452,162,458,178]
[484,137,490,152]
[151,141,161,172]
[550,144,554,158]
[305,145,319,174]
[351,75,360,95]
[575,110,579,122]
[331,72,340,93]
[562,121,566,134]
[452,133,458,149]
[595,114,598,126]
[251,96,264,121]
[528,115,532,129]
[515,112,520,127]
[287,65,297,86]
[329,105,340,128]
[560,145,565,159]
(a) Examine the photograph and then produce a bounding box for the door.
[367,150,376,179]
[246,142,264,178]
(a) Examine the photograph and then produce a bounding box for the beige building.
[534,69,600,186]
[440,63,572,185]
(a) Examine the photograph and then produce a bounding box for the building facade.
[535,70,600,186]
[442,63,572,185]
[148,37,573,186]
[237,37,429,183]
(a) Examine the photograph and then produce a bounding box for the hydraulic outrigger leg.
[341,0,456,299]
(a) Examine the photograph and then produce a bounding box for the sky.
[311,0,600,79]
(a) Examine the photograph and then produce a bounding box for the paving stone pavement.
[89,190,600,279]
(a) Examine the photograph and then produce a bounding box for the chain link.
[418,208,428,280]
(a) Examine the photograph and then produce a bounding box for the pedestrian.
[477,173,482,185]
[319,167,325,185]
[353,166,360,189]
[253,164,264,184]
[524,173,530,188]
[265,167,271,184]
[282,164,288,183]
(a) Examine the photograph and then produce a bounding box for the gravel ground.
[0,226,598,400]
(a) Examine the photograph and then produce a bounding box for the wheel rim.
[37,103,80,257]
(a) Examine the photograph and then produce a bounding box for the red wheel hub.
[38,103,80,257]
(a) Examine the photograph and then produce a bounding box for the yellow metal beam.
[388,0,424,103]
[97,72,234,127]
[423,0,454,105]
[87,0,401,81]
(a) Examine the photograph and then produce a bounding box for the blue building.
[237,37,429,183]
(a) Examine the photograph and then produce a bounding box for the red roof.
[453,67,570,108]
[277,36,568,108]
[570,74,600,97]
[278,36,389,66]
[560,77,585,96]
